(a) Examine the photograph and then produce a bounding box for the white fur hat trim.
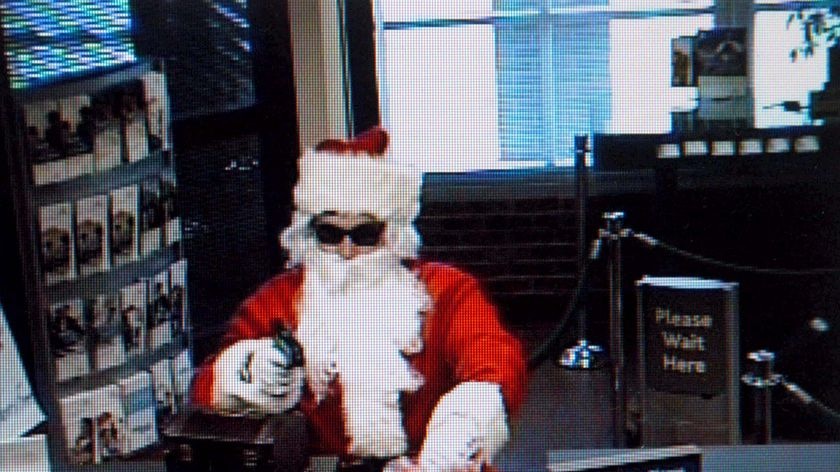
[292,128,422,222]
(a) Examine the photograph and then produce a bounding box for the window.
[374,0,832,172]
[752,10,831,129]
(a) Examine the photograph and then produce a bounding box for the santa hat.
[292,127,422,222]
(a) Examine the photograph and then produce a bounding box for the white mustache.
[307,249,397,293]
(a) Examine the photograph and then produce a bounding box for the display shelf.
[0,56,190,470]
[56,341,185,398]
[32,150,170,207]
[11,61,157,103]
[45,246,179,305]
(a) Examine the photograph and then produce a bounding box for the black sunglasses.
[311,221,385,246]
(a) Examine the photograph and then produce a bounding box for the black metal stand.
[604,211,627,447]
[742,349,840,444]
[742,350,780,444]
[575,135,590,345]
[560,136,606,370]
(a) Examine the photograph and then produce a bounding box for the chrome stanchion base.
[559,339,608,369]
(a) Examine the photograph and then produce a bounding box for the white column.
[289,0,350,148]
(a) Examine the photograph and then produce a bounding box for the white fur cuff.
[421,382,510,467]
[293,149,422,222]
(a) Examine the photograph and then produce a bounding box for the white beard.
[295,248,431,457]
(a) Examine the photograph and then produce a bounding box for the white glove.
[212,338,304,415]
[418,382,509,472]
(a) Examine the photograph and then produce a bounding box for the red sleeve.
[189,270,303,408]
[423,264,528,416]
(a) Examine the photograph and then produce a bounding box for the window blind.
[1,0,136,89]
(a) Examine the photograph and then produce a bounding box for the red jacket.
[189,261,527,459]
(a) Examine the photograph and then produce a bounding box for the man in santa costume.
[189,127,527,471]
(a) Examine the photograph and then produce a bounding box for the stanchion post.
[559,136,606,370]
[575,134,589,342]
[604,211,626,447]
[742,350,778,444]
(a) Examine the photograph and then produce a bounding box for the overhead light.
[657,143,681,159]
[794,135,820,153]
[765,138,791,154]
[683,140,708,156]
[711,141,736,156]
[738,139,763,155]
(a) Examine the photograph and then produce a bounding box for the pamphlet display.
[39,202,76,285]
[90,292,127,371]
[11,62,191,469]
[49,298,89,381]
[110,185,140,266]
[75,194,110,276]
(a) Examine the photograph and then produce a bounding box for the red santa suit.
[188,127,527,468]
[189,261,526,458]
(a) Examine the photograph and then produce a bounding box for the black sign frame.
[636,276,741,446]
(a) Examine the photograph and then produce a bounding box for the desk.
[546,443,840,472]
[75,462,165,472]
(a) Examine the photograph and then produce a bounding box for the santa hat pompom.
[293,127,421,221]
[314,126,389,156]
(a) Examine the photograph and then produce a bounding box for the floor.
[495,321,618,471]
[494,319,840,471]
